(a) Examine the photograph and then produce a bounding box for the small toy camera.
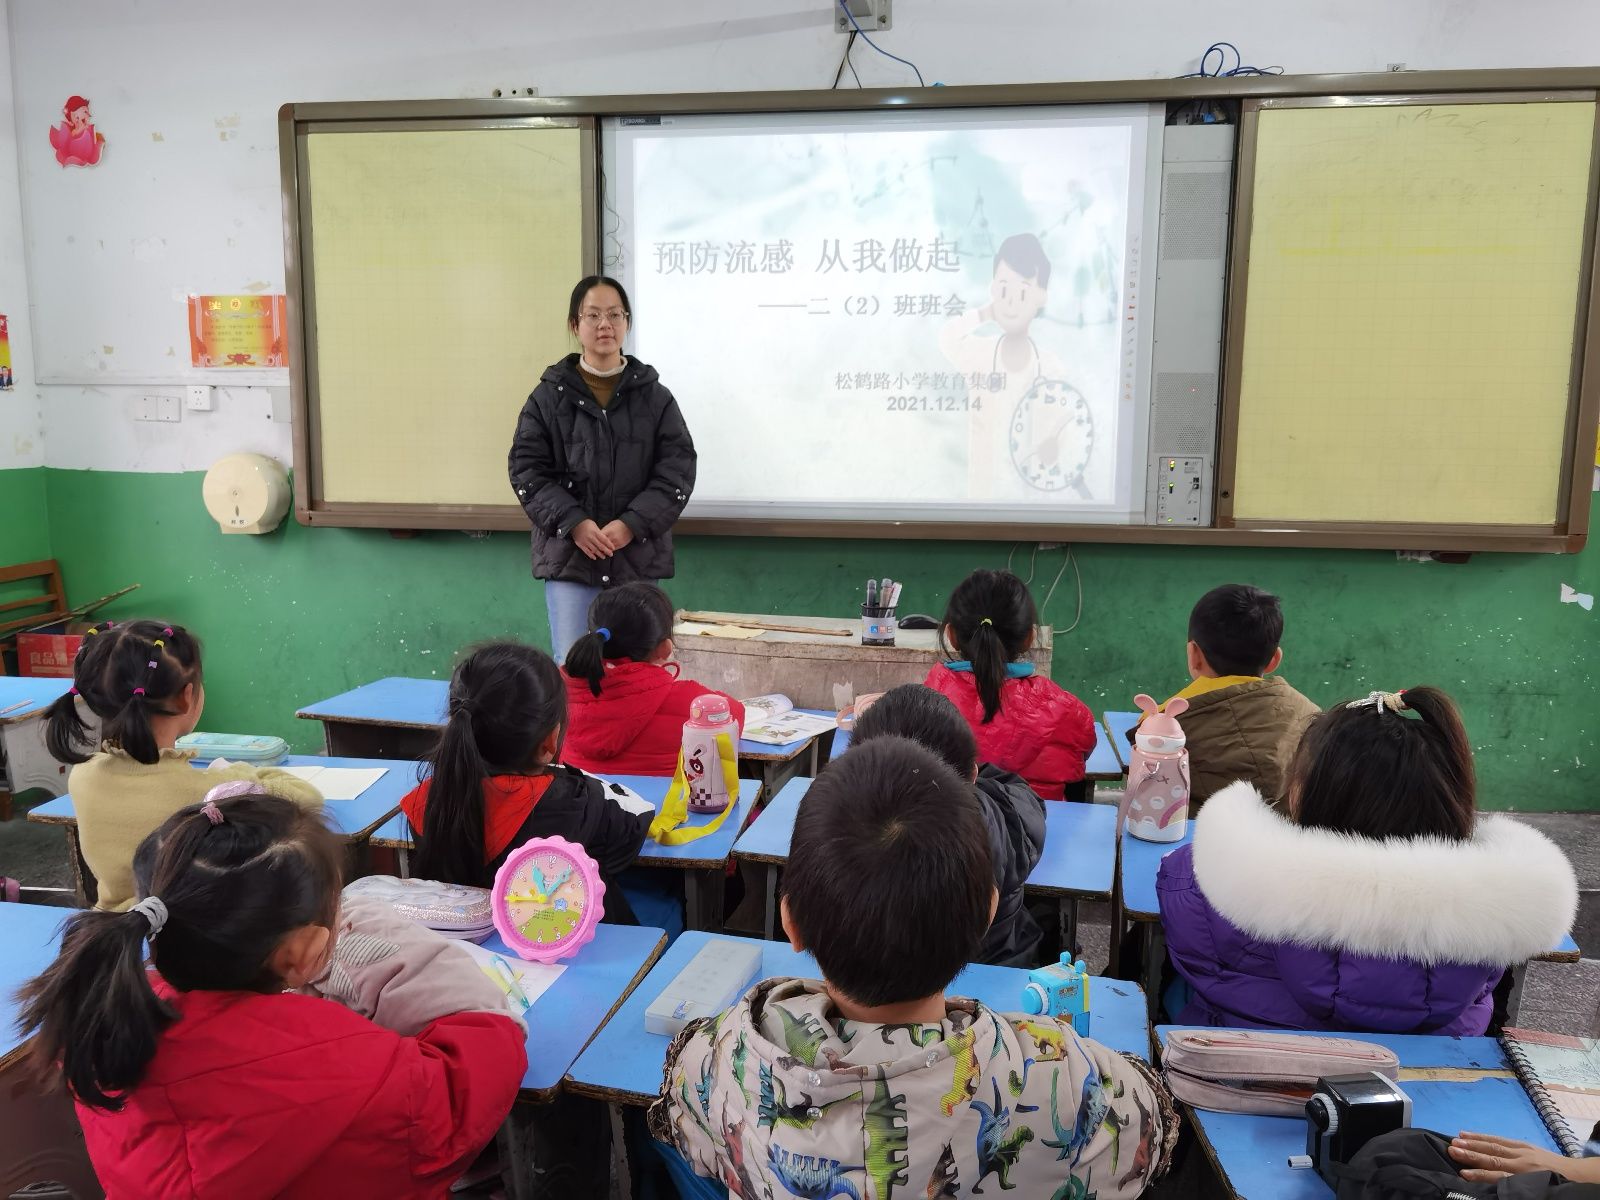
[1020,954,1090,1035]
[1305,1072,1412,1188]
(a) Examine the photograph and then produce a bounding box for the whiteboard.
[1230,97,1597,527]
[301,123,592,508]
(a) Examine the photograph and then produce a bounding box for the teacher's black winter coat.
[508,354,696,586]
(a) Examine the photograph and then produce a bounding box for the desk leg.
[1140,923,1166,1020]
[397,847,411,879]
[685,868,726,933]
[609,1103,631,1200]
[498,1107,538,1200]
[764,865,778,942]
[66,826,96,908]
[1058,898,1080,960]
[1506,962,1529,1026]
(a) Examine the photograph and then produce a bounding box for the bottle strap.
[649,732,740,846]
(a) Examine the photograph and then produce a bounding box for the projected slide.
[603,106,1159,522]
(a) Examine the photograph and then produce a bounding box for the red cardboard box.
[18,632,85,677]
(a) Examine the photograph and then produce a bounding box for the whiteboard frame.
[1217,90,1600,552]
[278,72,1600,550]
[279,108,599,529]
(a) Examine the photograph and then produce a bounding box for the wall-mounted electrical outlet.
[836,0,891,32]
[185,384,214,412]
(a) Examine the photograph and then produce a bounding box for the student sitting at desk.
[17,790,526,1197]
[924,568,1096,800]
[401,640,650,921]
[1157,687,1578,1036]
[44,619,322,911]
[853,683,1046,967]
[560,581,745,777]
[1135,583,1319,811]
[650,738,1178,1200]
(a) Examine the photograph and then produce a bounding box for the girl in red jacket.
[924,568,1096,801]
[560,582,745,777]
[16,791,527,1199]
[403,640,652,922]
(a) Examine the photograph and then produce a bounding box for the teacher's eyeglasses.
[579,309,628,327]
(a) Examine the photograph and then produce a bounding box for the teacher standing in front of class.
[509,275,697,664]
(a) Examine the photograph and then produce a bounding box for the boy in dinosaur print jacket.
[649,737,1177,1199]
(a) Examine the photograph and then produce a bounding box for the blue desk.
[481,924,667,1101]
[732,778,1117,947]
[0,676,80,819]
[1155,1027,1553,1200]
[28,754,412,843]
[0,903,68,1066]
[567,929,1151,1106]
[832,719,1121,784]
[371,775,762,932]
[1104,709,1140,770]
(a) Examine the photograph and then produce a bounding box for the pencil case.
[1162,1029,1400,1116]
[174,732,288,765]
[341,876,496,942]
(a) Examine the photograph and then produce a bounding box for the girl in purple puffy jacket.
[1156,686,1577,1035]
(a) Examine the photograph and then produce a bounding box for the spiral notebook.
[1500,1027,1600,1156]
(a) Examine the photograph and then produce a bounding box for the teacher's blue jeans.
[545,581,602,667]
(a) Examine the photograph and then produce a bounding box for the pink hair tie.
[200,779,257,823]
[200,799,224,825]
[68,686,78,696]
[162,627,173,636]
[132,687,146,696]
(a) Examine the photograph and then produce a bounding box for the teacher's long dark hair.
[414,642,567,886]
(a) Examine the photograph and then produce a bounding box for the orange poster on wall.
[188,294,287,367]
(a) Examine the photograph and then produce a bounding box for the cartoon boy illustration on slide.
[941,233,1096,501]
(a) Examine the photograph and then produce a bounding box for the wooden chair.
[0,559,68,645]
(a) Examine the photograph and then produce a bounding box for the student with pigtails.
[18,788,527,1194]
[45,619,321,911]
[559,581,745,777]
[924,569,1097,801]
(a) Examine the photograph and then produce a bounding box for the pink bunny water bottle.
[681,694,741,814]
[1122,693,1191,843]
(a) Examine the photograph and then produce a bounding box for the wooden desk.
[567,929,1152,1107]
[1104,708,1140,769]
[733,777,1118,949]
[1154,1026,1550,1200]
[0,676,94,821]
[672,611,1052,711]
[371,775,763,932]
[28,755,411,906]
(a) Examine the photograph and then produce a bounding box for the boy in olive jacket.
[649,738,1178,1200]
[1134,583,1319,811]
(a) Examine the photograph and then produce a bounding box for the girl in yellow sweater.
[45,620,321,911]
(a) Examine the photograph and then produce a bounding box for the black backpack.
[1332,1129,1600,1199]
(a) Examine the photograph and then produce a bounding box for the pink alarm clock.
[490,836,604,963]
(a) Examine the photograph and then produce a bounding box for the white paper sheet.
[458,940,566,1010]
[280,765,389,800]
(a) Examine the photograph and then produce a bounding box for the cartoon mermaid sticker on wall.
[49,96,105,167]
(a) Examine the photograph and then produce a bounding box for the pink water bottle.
[1122,693,1191,843]
[682,694,740,814]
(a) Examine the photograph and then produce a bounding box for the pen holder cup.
[861,605,897,647]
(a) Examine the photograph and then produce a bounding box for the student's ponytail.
[1398,686,1476,835]
[939,569,1039,724]
[561,582,675,697]
[44,690,94,764]
[415,641,568,887]
[416,704,493,887]
[48,620,204,766]
[15,905,175,1110]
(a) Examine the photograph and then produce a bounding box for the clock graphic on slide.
[1010,376,1096,499]
[491,836,604,963]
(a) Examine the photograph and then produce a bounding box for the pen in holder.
[862,603,897,647]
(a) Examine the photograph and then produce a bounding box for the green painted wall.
[0,468,50,564]
[39,468,1600,812]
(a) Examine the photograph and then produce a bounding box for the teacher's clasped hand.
[509,275,697,664]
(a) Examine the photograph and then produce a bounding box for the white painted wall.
[10,0,1600,472]
[0,0,42,468]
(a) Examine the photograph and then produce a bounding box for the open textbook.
[740,694,838,746]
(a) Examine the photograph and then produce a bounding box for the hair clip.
[147,659,158,670]
[130,895,168,936]
[596,627,612,642]
[1346,690,1405,715]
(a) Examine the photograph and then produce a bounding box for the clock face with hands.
[490,836,604,963]
[1010,376,1095,498]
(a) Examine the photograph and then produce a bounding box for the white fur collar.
[1192,781,1578,965]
